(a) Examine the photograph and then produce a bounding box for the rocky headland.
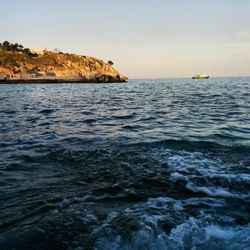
[0,41,127,83]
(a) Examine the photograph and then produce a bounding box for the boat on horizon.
[192,74,209,79]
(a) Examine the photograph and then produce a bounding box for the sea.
[0,78,249,250]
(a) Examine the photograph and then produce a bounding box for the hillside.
[0,41,127,83]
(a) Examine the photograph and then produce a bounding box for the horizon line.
[129,76,250,80]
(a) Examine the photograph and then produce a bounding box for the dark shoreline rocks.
[0,75,127,84]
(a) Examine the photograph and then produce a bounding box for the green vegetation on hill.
[0,41,38,57]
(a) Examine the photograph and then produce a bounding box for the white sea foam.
[178,197,226,208]
[148,148,249,200]
[53,148,249,249]
[186,182,250,200]
[204,225,236,240]
[186,183,238,198]
[169,172,187,182]
[91,193,249,249]
[94,215,250,250]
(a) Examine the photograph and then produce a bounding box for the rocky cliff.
[0,41,127,83]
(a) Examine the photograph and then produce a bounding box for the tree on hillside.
[18,44,24,51]
[107,60,114,66]
[0,41,25,52]
[13,43,19,51]
[23,48,30,53]
[9,43,19,51]
[3,41,10,50]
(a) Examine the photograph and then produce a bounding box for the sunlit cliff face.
[0,45,127,81]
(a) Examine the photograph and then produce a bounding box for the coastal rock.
[0,42,127,83]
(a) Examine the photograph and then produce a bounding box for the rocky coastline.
[0,41,128,83]
[0,74,127,84]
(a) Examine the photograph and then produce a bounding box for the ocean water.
[0,78,249,250]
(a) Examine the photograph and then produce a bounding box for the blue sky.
[1,0,250,78]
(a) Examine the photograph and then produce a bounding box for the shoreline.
[0,78,127,84]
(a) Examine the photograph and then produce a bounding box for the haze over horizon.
[1,0,250,78]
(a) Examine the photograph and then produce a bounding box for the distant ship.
[192,74,209,79]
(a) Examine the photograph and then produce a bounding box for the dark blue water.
[0,78,250,250]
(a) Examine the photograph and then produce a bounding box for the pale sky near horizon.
[1,0,250,78]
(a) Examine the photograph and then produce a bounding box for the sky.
[1,0,250,78]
